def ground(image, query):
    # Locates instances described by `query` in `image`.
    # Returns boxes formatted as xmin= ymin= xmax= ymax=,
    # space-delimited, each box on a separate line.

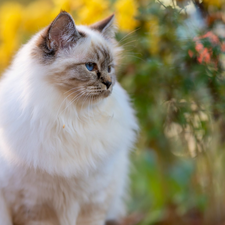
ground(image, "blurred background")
xmin=1 ymin=0 xmax=225 ymax=224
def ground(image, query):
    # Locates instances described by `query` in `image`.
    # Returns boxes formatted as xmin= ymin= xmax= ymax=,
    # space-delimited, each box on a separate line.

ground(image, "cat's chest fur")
xmin=0 ymin=82 xmax=136 ymax=176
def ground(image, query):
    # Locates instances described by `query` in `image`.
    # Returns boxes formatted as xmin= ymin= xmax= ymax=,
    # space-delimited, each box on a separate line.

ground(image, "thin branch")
xmin=157 ymin=0 xmax=167 ymax=9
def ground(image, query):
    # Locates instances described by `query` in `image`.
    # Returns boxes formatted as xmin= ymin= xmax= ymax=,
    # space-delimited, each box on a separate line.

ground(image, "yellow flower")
xmin=52 ymin=0 xmax=71 ymax=11
xmin=77 ymin=0 xmax=110 ymax=25
xmin=0 ymin=2 xmax=23 ymax=42
xmin=0 ymin=2 xmax=23 ymax=71
xmin=52 ymin=0 xmax=83 ymax=12
xmin=23 ymin=1 xmax=53 ymax=33
xmin=114 ymin=0 xmax=138 ymax=32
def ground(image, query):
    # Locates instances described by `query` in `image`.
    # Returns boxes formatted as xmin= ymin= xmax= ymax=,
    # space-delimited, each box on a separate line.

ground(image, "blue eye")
xmin=85 ymin=62 xmax=95 ymax=71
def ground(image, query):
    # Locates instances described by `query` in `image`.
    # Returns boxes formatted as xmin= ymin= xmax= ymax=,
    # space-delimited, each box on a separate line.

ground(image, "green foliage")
xmin=117 ymin=1 xmax=225 ymax=224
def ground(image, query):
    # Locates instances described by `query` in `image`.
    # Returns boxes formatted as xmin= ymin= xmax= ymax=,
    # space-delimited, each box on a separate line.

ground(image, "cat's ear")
xmin=46 ymin=11 xmax=81 ymax=50
xmin=90 ymin=14 xmax=116 ymax=39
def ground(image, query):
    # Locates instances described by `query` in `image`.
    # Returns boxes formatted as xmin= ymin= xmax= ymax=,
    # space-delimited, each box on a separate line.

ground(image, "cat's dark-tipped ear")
xmin=90 ymin=14 xmax=116 ymax=39
xmin=46 ymin=11 xmax=81 ymax=51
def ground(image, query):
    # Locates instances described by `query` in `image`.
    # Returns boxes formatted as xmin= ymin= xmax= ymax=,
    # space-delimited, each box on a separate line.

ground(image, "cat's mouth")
xmin=63 ymin=85 xmax=112 ymax=107
xmin=86 ymin=85 xmax=112 ymax=98
xmin=69 ymin=87 xmax=111 ymax=107
xmin=57 ymin=83 xmax=113 ymax=108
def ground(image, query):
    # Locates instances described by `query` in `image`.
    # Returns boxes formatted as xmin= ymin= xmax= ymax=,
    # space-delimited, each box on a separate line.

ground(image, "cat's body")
xmin=0 ymin=12 xmax=137 ymax=225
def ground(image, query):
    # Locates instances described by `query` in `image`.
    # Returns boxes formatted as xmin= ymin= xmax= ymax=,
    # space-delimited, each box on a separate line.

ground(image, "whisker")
xmin=81 ymin=94 xmax=88 ymax=110
xmin=55 ymin=87 xmax=83 ymax=122
xmin=56 ymin=87 xmax=84 ymax=118
xmin=87 ymin=95 xmax=91 ymax=120
xmin=121 ymin=40 xmax=137 ymax=48
xmin=63 ymin=87 xmax=80 ymax=95
xmin=90 ymin=95 xmax=94 ymax=119
xmin=119 ymin=28 xmax=140 ymax=43
xmin=64 ymin=91 xmax=85 ymax=112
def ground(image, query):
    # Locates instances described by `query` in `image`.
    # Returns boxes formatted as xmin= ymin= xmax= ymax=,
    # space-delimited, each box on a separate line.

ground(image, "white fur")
xmin=0 ymin=25 xmax=138 ymax=225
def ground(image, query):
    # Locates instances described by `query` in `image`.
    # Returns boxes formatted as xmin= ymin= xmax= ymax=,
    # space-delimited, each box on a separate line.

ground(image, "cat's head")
xmin=32 ymin=11 xmax=122 ymax=106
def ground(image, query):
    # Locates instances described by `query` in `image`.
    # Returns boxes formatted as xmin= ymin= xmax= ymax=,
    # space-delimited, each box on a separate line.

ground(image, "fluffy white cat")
xmin=0 ymin=11 xmax=138 ymax=225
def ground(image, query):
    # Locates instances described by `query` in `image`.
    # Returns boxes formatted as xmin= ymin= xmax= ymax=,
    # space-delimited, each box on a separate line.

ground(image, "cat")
xmin=0 ymin=11 xmax=138 ymax=225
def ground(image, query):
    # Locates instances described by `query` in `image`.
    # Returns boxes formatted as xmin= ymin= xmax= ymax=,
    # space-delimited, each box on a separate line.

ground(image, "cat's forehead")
xmin=73 ymin=25 xmax=113 ymax=63
xmin=77 ymin=25 xmax=107 ymax=43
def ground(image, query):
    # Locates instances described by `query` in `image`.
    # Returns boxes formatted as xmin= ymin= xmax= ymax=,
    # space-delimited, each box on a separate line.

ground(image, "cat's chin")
xmin=73 ymin=89 xmax=112 ymax=108
xmin=101 ymin=89 xmax=112 ymax=98
xmin=90 ymin=89 xmax=112 ymax=103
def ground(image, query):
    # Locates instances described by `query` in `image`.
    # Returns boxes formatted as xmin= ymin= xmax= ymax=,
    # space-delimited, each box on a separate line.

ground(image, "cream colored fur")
xmin=0 ymin=13 xmax=138 ymax=225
